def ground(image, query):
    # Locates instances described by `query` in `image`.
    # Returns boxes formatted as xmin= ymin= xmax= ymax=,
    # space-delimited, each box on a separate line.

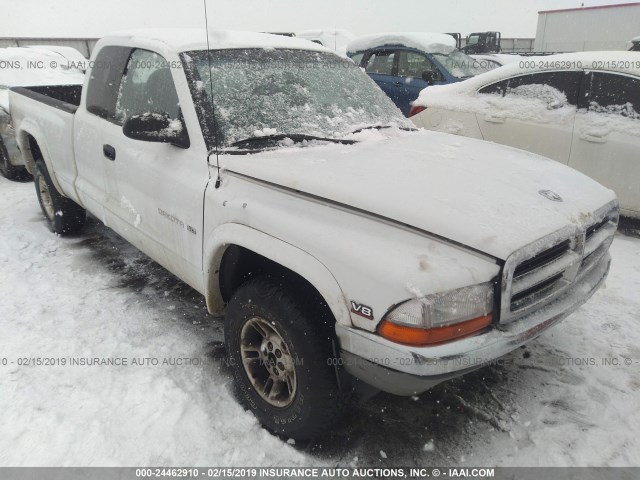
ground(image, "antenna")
xmin=203 ymin=0 xmax=222 ymax=188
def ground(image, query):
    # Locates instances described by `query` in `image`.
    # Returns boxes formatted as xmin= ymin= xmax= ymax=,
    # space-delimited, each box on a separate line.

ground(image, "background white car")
xmin=26 ymin=45 xmax=88 ymax=71
xmin=410 ymin=52 xmax=640 ymax=219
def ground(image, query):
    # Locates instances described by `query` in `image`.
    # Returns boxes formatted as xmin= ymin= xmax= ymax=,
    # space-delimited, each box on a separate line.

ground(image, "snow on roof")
xmin=346 ymin=32 xmax=456 ymax=55
xmin=105 ymin=28 xmax=331 ymax=54
xmin=632 ymin=35 xmax=640 ymax=42
xmin=414 ymin=50 xmax=640 ymax=107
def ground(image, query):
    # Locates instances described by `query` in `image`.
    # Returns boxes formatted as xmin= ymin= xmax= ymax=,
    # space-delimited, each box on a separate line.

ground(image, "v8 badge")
xmin=350 ymin=301 xmax=374 ymax=320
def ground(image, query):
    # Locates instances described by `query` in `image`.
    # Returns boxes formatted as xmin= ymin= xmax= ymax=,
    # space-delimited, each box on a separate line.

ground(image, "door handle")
xmin=103 ymin=144 xmax=116 ymax=161
xmin=579 ymin=133 xmax=607 ymax=144
xmin=484 ymin=116 xmax=505 ymax=124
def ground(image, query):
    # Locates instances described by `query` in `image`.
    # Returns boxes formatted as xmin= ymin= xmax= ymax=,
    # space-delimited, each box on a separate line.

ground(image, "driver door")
xmin=103 ymin=48 xmax=210 ymax=290
xmin=363 ymin=49 xmax=400 ymax=109
xmin=476 ymin=71 xmax=582 ymax=163
xmin=395 ymin=50 xmax=446 ymax=116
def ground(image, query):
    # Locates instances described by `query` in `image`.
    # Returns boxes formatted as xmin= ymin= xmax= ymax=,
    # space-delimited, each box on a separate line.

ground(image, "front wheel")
xmin=34 ymin=160 xmax=86 ymax=235
xmin=225 ymin=277 xmax=345 ymax=440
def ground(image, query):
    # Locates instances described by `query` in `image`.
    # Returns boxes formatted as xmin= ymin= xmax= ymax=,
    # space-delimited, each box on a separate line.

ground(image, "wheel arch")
xmin=203 ymin=223 xmax=352 ymax=327
xmin=16 ymin=127 xmax=65 ymax=194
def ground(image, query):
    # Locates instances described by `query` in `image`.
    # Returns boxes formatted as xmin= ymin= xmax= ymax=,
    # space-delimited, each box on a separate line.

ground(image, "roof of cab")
xmin=100 ymin=28 xmax=331 ymax=54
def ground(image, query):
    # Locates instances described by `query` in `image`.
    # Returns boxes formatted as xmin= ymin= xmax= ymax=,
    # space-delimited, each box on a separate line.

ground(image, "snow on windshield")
xmin=185 ymin=49 xmax=410 ymax=147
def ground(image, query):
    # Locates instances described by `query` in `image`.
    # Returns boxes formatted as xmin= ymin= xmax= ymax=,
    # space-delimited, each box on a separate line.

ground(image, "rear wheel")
xmin=34 ymin=160 xmax=86 ymax=235
xmin=225 ymin=277 xmax=345 ymax=440
xmin=0 ymin=140 xmax=29 ymax=181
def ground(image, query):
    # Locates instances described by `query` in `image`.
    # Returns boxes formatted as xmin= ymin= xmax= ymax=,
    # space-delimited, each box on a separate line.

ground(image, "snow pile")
xmin=576 ymin=110 xmax=640 ymax=138
xmin=346 ymin=32 xmax=456 ymax=55
xmin=253 ymin=127 xmax=278 ymax=137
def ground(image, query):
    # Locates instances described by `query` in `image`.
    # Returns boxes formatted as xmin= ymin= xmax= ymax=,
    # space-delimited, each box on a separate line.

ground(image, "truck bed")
xmin=9 ymin=83 xmax=83 ymax=198
xmin=10 ymin=84 xmax=82 ymax=114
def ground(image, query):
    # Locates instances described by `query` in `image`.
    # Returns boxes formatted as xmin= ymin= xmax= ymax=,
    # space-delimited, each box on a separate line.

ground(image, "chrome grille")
xmin=513 ymin=239 xmax=570 ymax=278
xmin=500 ymin=203 xmax=618 ymax=323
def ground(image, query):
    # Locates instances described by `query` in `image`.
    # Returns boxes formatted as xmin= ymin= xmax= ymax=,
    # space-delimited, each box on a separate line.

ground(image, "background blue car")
xmin=347 ymin=33 xmax=484 ymax=116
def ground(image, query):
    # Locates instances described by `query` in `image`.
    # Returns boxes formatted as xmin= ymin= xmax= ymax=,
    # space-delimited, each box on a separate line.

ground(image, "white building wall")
xmin=535 ymin=3 xmax=640 ymax=52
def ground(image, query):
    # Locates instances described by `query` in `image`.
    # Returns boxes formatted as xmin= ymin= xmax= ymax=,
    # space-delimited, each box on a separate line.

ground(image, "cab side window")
xmin=479 ymin=71 xmax=581 ymax=107
xmin=588 ymin=72 xmax=640 ymax=119
xmin=115 ymin=49 xmax=181 ymax=126
xmin=397 ymin=51 xmax=442 ymax=81
xmin=364 ymin=50 xmax=396 ymax=76
xmin=478 ymin=78 xmax=509 ymax=95
xmin=86 ymin=46 xmax=131 ymax=122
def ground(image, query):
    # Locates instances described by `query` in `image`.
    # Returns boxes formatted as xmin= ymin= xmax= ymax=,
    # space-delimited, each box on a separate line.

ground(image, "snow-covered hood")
xmin=221 ymin=130 xmax=616 ymax=260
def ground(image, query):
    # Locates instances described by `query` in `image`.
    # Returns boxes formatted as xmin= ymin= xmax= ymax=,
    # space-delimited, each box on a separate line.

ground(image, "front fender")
xmin=203 ymin=223 xmax=352 ymax=326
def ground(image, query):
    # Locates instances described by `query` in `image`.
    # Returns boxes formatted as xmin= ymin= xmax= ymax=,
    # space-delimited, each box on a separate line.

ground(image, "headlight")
xmin=378 ymin=282 xmax=494 ymax=346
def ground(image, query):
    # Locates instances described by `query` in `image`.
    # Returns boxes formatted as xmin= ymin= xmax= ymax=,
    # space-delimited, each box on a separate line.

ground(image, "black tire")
xmin=34 ymin=159 xmax=86 ymax=235
xmin=225 ymin=277 xmax=345 ymax=440
xmin=0 ymin=139 xmax=30 ymax=181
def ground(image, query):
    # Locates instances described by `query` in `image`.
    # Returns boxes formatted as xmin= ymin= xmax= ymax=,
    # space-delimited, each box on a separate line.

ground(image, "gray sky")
xmin=1 ymin=0 xmax=637 ymax=39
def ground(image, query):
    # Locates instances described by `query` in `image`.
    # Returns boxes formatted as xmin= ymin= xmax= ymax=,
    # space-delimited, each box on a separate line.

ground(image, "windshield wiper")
xmin=229 ymin=133 xmax=356 ymax=149
xmin=348 ymin=124 xmax=416 ymax=135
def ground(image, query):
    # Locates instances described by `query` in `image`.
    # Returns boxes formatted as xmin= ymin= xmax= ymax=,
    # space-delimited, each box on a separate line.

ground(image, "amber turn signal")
xmin=378 ymin=314 xmax=492 ymax=346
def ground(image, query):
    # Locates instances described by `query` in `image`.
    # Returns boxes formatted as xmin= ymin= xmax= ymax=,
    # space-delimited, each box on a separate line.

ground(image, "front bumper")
xmin=336 ymin=252 xmax=610 ymax=396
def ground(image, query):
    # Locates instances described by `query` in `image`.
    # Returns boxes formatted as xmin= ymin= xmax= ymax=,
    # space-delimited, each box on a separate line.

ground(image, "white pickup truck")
xmin=10 ymin=29 xmax=618 ymax=439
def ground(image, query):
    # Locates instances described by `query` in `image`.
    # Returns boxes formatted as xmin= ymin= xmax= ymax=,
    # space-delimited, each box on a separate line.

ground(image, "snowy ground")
xmin=1 ymin=175 xmax=639 ymax=467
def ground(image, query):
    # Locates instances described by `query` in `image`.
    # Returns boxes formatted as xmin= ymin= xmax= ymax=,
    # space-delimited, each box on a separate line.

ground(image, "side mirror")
xmin=422 ymin=70 xmax=435 ymax=85
xmin=123 ymin=112 xmax=190 ymax=149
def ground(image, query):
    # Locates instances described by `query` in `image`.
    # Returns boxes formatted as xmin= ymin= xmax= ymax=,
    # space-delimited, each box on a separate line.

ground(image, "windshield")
xmin=433 ymin=50 xmax=483 ymax=78
xmin=184 ymin=48 xmax=411 ymax=148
